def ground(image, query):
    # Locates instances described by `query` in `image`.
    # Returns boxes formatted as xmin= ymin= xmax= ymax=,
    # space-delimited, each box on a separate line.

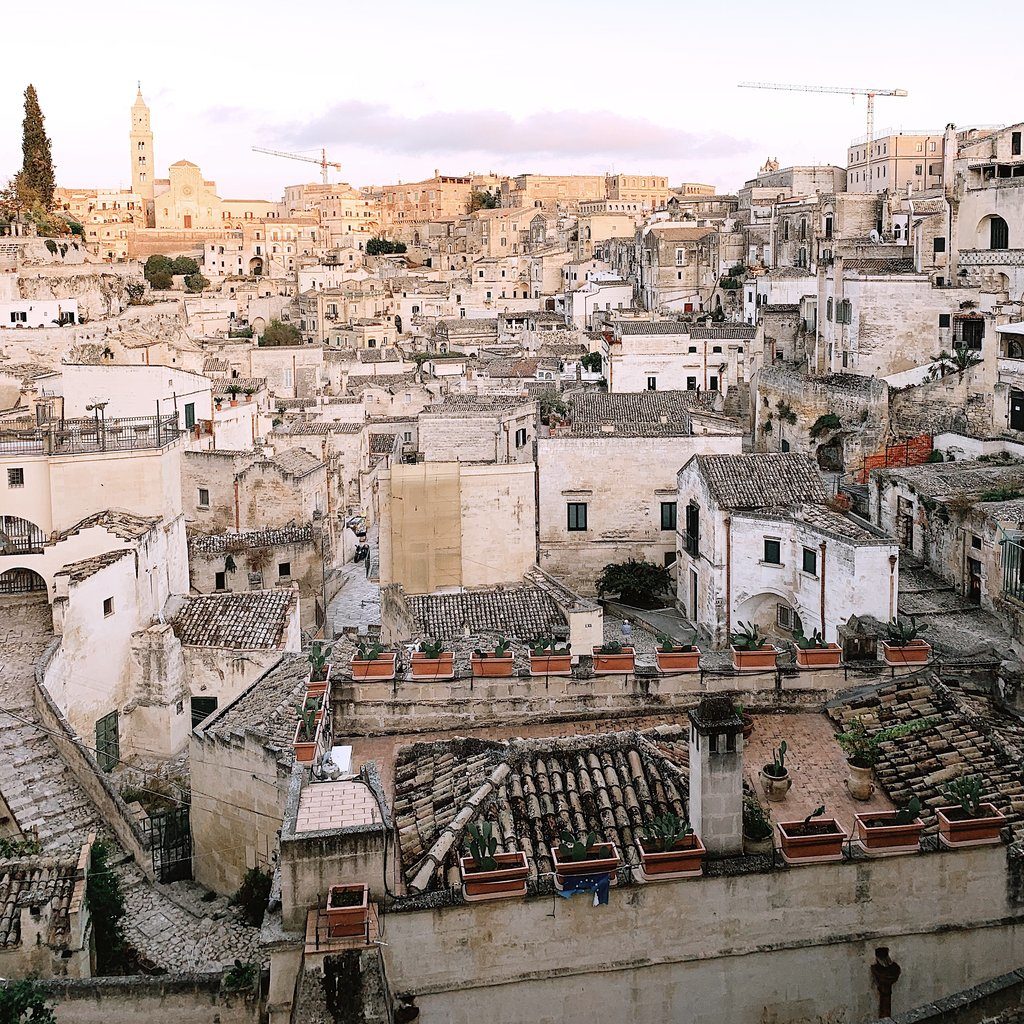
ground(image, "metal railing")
xmin=958 ymin=249 xmax=1024 ymax=267
xmin=0 ymin=415 xmax=181 ymax=456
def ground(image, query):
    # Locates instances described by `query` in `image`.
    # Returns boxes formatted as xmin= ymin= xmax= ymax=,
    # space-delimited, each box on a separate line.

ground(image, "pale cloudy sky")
xmin=2 ymin=0 xmax=1020 ymax=198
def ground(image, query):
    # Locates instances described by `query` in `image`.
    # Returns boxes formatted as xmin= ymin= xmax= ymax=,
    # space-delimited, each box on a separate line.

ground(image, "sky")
xmin=2 ymin=0 xmax=1021 ymax=200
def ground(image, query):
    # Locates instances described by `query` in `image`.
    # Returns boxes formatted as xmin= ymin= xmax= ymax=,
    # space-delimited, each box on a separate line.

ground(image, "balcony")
xmin=958 ymin=249 xmax=1024 ymax=267
xmin=0 ymin=415 xmax=181 ymax=456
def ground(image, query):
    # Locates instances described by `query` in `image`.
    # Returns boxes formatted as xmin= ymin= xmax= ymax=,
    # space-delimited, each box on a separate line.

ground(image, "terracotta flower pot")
xmin=529 ymin=653 xmax=572 ymax=676
xmin=351 ymin=652 xmax=396 ymax=680
xmin=741 ymin=713 xmax=754 ymax=740
xmin=459 ymin=851 xmax=529 ymax=901
xmin=795 ymin=644 xmax=843 ymax=669
xmin=882 ymin=640 xmax=932 ymax=666
xmin=778 ymin=818 xmax=847 ymax=864
xmin=759 ymin=767 xmax=791 ymax=802
xmin=551 ymin=842 xmax=620 ymax=889
xmin=411 ymin=652 xmax=455 ymax=680
xmin=592 ymin=647 xmax=635 ymax=674
xmin=636 ymin=833 xmax=705 ymax=880
xmin=324 ymin=884 xmax=369 ymax=938
xmin=471 ymin=654 xmax=515 ymax=678
xmin=853 ymin=812 xmax=924 ymax=856
xmin=936 ymin=803 xmax=1006 ymax=847
xmin=732 ymin=645 xmax=778 ymax=671
xmin=293 ymin=721 xmax=319 ymax=764
xmin=307 ymin=664 xmax=332 ymax=696
xmin=655 ymin=647 xmax=701 ymax=673
xmin=846 ymin=762 xmax=875 ymax=801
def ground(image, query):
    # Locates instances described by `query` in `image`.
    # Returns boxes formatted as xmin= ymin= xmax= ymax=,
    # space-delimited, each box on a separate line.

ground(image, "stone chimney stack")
xmin=688 ymin=696 xmax=744 ymax=856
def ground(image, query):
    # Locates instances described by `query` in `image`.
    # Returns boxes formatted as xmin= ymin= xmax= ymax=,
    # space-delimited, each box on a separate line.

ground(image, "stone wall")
xmin=879 ymin=968 xmax=1024 ymax=1024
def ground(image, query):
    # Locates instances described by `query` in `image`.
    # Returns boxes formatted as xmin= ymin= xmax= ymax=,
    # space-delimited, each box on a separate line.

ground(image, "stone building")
xmin=416 ymin=395 xmax=537 ymax=464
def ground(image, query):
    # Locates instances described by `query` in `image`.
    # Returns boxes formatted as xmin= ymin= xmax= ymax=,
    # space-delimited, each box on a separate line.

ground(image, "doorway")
xmin=689 ymin=568 xmax=698 ymax=622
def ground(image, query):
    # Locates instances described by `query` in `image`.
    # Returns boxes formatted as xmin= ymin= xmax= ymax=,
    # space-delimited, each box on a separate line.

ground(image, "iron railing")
xmin=1002 ymin=535 xmax=1024 ymax=604
xmin=0 ymin=415 xmax=181 ymax=456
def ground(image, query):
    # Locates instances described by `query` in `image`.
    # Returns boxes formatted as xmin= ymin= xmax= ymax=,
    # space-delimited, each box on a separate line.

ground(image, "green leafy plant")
xmin=642 ymin=812 xmax=693 ymax=852
xmin=466 ymin=821 xmax=498 ymax=871
xmin=598 ymin=640 xmax=625 ymax=655
xmin=794 ymin=628 xmax=828 ymax=650
xmin=293 ymin=704 xmax=318 ymax=741
xmin=743 ymin=792 xmax=773 ymax=841
xmin=232 ymin=867 xmax=272 ymax=927
xmin=836 ymin=718 xmax=934 ymax=769
xmin=366 ymin=237 xmax=408 ymax=256
xmin=558 ymin=827 xmax=600 ymax=863
xmin=930 ymin=344 xmax=982 ymax=379
xmin=885 ymin=616 xmax=927 ymax=647
xmin=657 ymin=632 xmax=695 ymax=653
xmin=222 ymin=959 xmax=258 ymax=993
xmin=530 ymin=637 xmax=570 ymax=656
xmin=596 ymin=558 xmax=672 ymax=608
xmin=803 ymin=804 xmax=826 ymax=825
xmin=308 ymin=641 xmax=333 ymax=680
xmin=809 ymin=413 xmax=841 ymax=439
xmin=354 ymin=639 xmax=385 ymax=662
xmin=0 ymin=978 xmax=56 ymax=1024
xmin=892 ymin=796 xmax=922 ymax=826
xmin=763 ymin=740 xmax=788 ymax=779
xmin=89 ymin=839 xmax=129 ymax=974
xmin=730 ymin=620 xmax=768 ymax=651
xmin=259 ymin=319 xmax=303 ymax=347
xmin=474 ymin=638 xmax=511 ymax=659
xmin=0 ymin=836 xmax=42 ymax=859
xmin=303 ymin=693 xmax=324 ymax=714
xmin=419 ymin=638 xmax=445 ymax=659
xmin=580 ymin=351 xmax=603 ymax=373
xmin=226 ymin=383 xmax=241 ymax=399
xmin=945 ymin=775 xmax=987 ymax=818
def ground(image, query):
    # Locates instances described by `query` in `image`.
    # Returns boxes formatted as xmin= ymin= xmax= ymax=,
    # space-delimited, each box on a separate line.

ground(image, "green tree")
xmin=21 ymin=85 xmax=55 ymax=211
xmin=0 ymin=979 xmax=56 ymax=1024
xmin=231 ymin=867 xmax=272 ymax=927
xmin=596 ymin=558 xmax=672 ymax=608
xmin=87 ymin=840 xmax=129 ymax=974
xmin=185 ymin=273 xmax=209 ymax=293
xmin=930 ymin=343 xmax=982 ymax=379
xmin=170 ymin=256 xmax=199 ymax=276
xmin=366 ymin=237 xmax=407 ymax=257
xmin=148 ymin=270 xmax=173 ymax=290
xmin=469 ymin=188 xmax=500 ymax=212
xmin=580 ymin=351 xmax=602 ymax=373
xmin=259 ymin=319 xmax=303 ymax=346
xmin=0 ymin=172 xmax=38 ymax=226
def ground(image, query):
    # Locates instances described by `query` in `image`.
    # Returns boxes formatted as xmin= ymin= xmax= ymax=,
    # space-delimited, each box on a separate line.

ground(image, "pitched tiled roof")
xmin=843 ymin=258 xmax=918 ymax=274
xmin=693 ymin=453 xmax=828 ymax=509
xmin=212 ymin=376 xmax=266 ymax=396
xmin=53 ymin=549 xmax=132 ymax=585
xmin=0 ymin=853 xmax=80 ymax=948
xmin=430 ymin=395 xmax=534 ymax=415
xmin=689 ymin=324 xmax=757 ymax=340
xmin=188 ymin=526 xmax=317 ymax=555
xmin=562 ymin=390 xmax=718 ymax=438
xmin=203 ymin=358 xmax=229 ymax=374
xmin=369 ymin=433 xmax=399 ymax=455
xmin=406 ymin=585 xmax=565 ymax=640
xmin=267 ymin=448 xmax=324 ymax=478
xmin=615 ymin=321 xmax=690 ymax=336
xmin=346 ymin=373 xmax=417 ymax=394
xmin=59 ymin=510 xmax=161 ymax=542
xmin=172 ymin=590 xmax=296 ymax=649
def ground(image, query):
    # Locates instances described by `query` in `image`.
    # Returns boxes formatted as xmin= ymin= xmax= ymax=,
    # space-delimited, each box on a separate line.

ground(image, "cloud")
xmin=277 ymin=101 xmax=750 ymax=161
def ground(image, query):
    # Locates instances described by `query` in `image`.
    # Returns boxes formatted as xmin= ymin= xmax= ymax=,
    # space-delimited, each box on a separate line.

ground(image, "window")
xmin=957 ymin=318 xmax=985 ymax=351
xmin=934 ymin=236 xmax=946 ymax=253
xmin=191 ymin=697 xmax=218 ymax=728
xmin=991 ymin=216 xmax=1010 ymax=251
xmin=1013 ymin=132 xmax=1022 ymax=157
xmin=939 ymin=313 xmax=951 ymax=328
xmin=103 ymin=597 xmax=114 ymax=617
xmin=660 ymin=501 xmax=677 ymax=531
xmin=7 ymin=468 xmax=24 ymax=488
xmin=709 ymin=375 xmax=719 ymax=392
xmin=684 ymin=503 xmax=700 ymax=556
xmin=915 ymin=164 xmax=923 ymax=176
xmin=971 ymin=535 xmax=982 ymax=550
xmin=95 ymin=711 xmax=119 ymax=772
xmin=802 ymin=547 xmax=818 ymax=575
xmin=781 ymin=438 xmax=791 ymax=452
xmin=567 ymin=502 xmax=588 ymax=531
xmin=215 ymin=571 xmax=226 ymax=591
xmin=763 ymin=538 xmax=782 ymax=565
xmin=686 ymin=376 xmax=697 ymax=391
xmin=647 ymin=376 xmax=657 ymax=391
xmin=278 ymin=561 xmax=291 ymax=578
xmin=515 ymin=427 xmax=527 ymax=447
xmin=826 ymin=297 xmax=833 ymax=321
xmin=184 ymin=402 xmax=196 ymax=430
xmin=198 ymin=487 xmax=210 ymax=508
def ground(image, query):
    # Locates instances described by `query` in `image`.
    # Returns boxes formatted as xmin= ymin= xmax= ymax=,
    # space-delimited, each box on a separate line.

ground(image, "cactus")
xmin=355 ymin=639 xmax=385 ymax=661
xmin=886 ymin=615 xmax=928 ymax=647
xmin=530 ymin=636 xmax=570 ymax=657
xmin=598 ymin=640 xmax=624 ymax=655
xmin=558 ymin=827 xmax=600 ymax=862
xmin=802 ymin=804 xmax=825 ymax=826
xmin=466 ymin=821 xmax=499 ymax=871
xmin=642 ymin=812 xmax=693 ymax=853
xmin=892 ymin=796 xmax=922 ymax=826
xmin=763 ymin=740 xmax=788 ymax=778
xmin=794 ymin=628 xmax=827 ymax=650
xmin=420 ymin=638 xmax=445 ymax=659
xmin=293 ymin=704 xmax=318 ymax=741
xmin=945 ymin=774 xmax=985 ymax=818
xmin=493 ymin=638 xmax=511 ymax=658
xmin=308 ymin=640 xmax=333 ymax=680
xmin=730 ymin=620 xmax=767 ymax=652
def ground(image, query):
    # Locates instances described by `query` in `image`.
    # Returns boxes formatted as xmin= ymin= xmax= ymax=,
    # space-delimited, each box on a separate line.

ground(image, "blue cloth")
xmin=557 ymin=872 xmax=611 ymax=906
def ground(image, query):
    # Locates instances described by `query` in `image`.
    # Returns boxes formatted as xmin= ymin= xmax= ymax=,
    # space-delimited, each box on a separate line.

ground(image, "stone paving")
xmin=327 ymin=554 xmax=382 ymax=637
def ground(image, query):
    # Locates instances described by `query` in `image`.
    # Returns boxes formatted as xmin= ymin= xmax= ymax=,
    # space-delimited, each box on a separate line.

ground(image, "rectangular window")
xmin=198 ymin=487 xmax=210 ymax=508
xmin=939 ymin=313 xmax=951 ymax=328
xmin=95 ymin=711 xmax=119 ymax=772
xmin=515 ymin=427 xmax=527 ymax=447
xmin=7 ymin=468 xmax=24 ymax=488
xmin=184 ymin=402 xmax=196 ymax=429
xmin=215 ymin=571 xmax=226 ymax=591
xmin=934 ymin=236 xmax=946 ymax=253
xmin=567 ymin=502 xmax=588 ymax=531
xmin=709 ymin=375 xmax=719 ymax=392
xmin=802 ymin=547 xmax=818 ymax=575
xmin=781 ymin=438 xmax=791 ymax=453
xmin=763 ymin=538 xmax=782 ymax=565
xmin=660 ymin=501 xmax=677 ymax=531
xmin=278 ymin=562 xmax=291 ymax=578
xmin=647 ymin=376 xmax=657 ymax=391
xmin=1013 ymin=132 xmax=1022 ymax=157
xmin=103 ymin=597 xmax=114 ymax=617
xmin=686 ymin=377 xmax=697 ymax=390
xmin=684 ymin=503 xmax=700 ymax=556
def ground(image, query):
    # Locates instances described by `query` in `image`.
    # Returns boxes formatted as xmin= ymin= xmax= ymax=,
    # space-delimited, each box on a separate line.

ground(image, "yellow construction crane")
xmin=737 ymin=82 xmax=908 ymax=186
xmin=252 ymin=146 xmax=342 ymax=184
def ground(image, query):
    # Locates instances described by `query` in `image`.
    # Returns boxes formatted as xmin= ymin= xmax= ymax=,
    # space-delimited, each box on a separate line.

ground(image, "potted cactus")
xmin=635 ymin=812 xmax=705 ymax=881
xmin=793 ymin=628 xmax=843 ymax=669
xmin=529 ymin=637 xmax=572 ymax=676
xmin=350 ymin=639 xmax=396 ymax=680
xmin=736 ymin=702 xmax=754 ymax=740
xmin=471 ymin=639 xmax=515 ymax=678
xmin=292 ymin=705 xmax=320 ymax=764
xmin=743 ymin=792 xmax=774 ymax=855
xmin=411 ymin=638 xmax=455 ymax=680
xmin=778 ymin=805 xmax=847 ymax=864
xmin=730 ymin=621 xmax=778 ymax=671
xmin=936 ymin=775 xmax=1006 ymax=847
xmin=881 ymin=616 xmax=931 ymax=666
xmin=592 ymin=640 xmax=636 ymax=674
xmin=458 ymin=821 xmax=529 ymax=901
xmin=759 ymin=740 xmax=792 ymax=802
xmin=654 ymin=633 xmax=701 ymax=673
xmin=837 ymin=718 xmax=933 ymax=801
xmin=307 ymin=641 xmax=333 ymax=695
xmin=324 ymin=883 xmax=369 ymax=938
xmin=551 ymin=828 xmax=620 ymax=890
xmin=854 ymin=797 xmax=924 ymax=856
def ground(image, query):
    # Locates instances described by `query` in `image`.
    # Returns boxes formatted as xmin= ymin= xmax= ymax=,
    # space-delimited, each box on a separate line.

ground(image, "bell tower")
xmin=130 ymin=86 xmax=155 ymax=225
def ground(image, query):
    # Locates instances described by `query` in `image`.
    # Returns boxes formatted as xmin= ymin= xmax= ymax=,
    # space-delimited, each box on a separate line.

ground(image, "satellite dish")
xmin=869 ymin=229 xmax=881 ymax=242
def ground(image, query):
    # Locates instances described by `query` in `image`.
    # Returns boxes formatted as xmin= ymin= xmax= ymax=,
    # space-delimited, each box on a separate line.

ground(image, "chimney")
xmin=688 ymin=696 xmax=744 ymax=856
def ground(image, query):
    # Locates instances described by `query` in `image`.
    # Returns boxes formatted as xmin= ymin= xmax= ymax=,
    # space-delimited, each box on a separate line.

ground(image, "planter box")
xmin=731 ymin=645 xmax=778 ymax=671
xmin=795 ymin=644 xmax=843 ymax=670
xmin=471 ymin=655 xmax=515 ymax=679
xmin=635 ymin=833 xmax=705 ymax=882
xmin=551 ymin=842 xmax=620 ymax=890
xmin=936 ymin=803 xmax=1006 ymax=848
xmin=529 ymin=652 xmax=572 ymax=676
xmin=592 ymin=647 xmax=635 ymax=674
xmin=411 ymin=652 xmax=455 ymax=680
xmin=324 ymin=884 xmax=369 ymax=938
xmin=778 ymin=818 xmax=847 ymax=864
xmin=655 ymin=647 xmax=701 ymax=673
xmin=853 ymin=812 xmax=924 ymax=856
xmin=293 ymin=721 xmax=319 ymax=765
xmin=350 ymin=652 xmax=397 ymax=681
xmin=881 ymin=639 xmax=932 ymax=667
xmin=307 ymin=664 xmax=332 ymax=696
xmin=459 ymin=851 xmax=529 ymax=901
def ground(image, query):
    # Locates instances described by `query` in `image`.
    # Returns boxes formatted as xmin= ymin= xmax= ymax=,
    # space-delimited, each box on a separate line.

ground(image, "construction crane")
xmin=252 ymin=146 xmax=342 ymax=184
xmin=737 ymin=82 xmax=908 ymax=187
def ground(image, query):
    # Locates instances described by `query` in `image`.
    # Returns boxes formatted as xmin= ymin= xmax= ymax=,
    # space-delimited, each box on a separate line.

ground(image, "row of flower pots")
xmin=293 ymin=642 xmax=333 ymax=764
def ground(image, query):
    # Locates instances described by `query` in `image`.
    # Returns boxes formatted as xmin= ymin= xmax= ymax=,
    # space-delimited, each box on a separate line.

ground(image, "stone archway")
xmin=734 ymin=590 xmax=802 ymax=638
xmin=0 ymin=567 xmax=47 ymax=595
xmin=248 ymin=256 xmax=264 ymax=276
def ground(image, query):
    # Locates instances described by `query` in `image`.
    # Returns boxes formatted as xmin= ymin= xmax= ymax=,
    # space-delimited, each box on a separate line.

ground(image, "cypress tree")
xmin=21 ymin=84 xmax=55 ymax=211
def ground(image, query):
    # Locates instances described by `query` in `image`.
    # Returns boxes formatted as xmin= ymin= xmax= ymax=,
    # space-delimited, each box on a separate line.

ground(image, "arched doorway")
xmin=734 ymin=591 xmax=803 ymax=639
xmin=248 ymin=256 xmax=264 ymax=276
xmin=979 ymin=215 xmax=1010 ymax=251
xmin=0 ymin=568 xmax=47 ymax=595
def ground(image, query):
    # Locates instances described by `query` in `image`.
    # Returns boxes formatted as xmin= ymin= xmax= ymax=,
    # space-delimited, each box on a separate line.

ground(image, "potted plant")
xmin=881 ymin=616 xmax=931 ymax=666
xmin=226 ymin=383 xmax=241 ymax=407
xmin=529 ymin=637 xmax=572 ymax=676
xmin=458 ymin=821 xmax=529 ymax=901
xmin=350 ymin=639 xmax=396 ymax=681
xmin=836 ymin=718 xmax=933 ymax=801
xmin=292 ymin=705 xmax=320 ymax=764
xmin=778 ymin=806 xmax=847 ymax=864
xmin=759 ymin=740 xmax=792 ymax=802
xmin=936 ymin=775 xmax=1006 ymax=848
xmin=592 ymin=640 xmax=636 ymax=674
xmin=743 ymin=792 xmax=774 ymax=855
xmin=793 ymin=628 xmax=843 ymax=669
xmin=471 ymin=639 xmax=515 ymax=678
xmin=242 ymin=385 xmax=256 ymax=402
xmin=551 ymin=828 xmax=620 ymax=890
xmin=635 ymin=812 xmax=705 ymax=881
xmin=853 ymin=797 xmax=924 ymax=856
xmin=730 ymin=621 xmax=778 ymax=671
xmin=654 ymin=633 xmax=701 ymax=673
xmin=302 ymin=693 xmax=325 ymax=726
xmin=411 ymin=638 xmax=455 ymax=680
xmin=307 ymin=641 xmax=333 ymax=695
xmin=324 ymin=883 xmax=369 ymax=938
xmin=737 ymin=702 xmax=754 ymax=740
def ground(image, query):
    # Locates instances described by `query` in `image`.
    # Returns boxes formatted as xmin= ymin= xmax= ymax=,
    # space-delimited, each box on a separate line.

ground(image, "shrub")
xmin=185 ymin=273 xmax=209 ymax=293
xmin=809 ymin=413 xmax=841 ymax=439
xmin=148 ymin=270 xmax=173 ymax=290
xmin=596 ymin=558 xmax=671 ymax=608
xmin=88 ymin=839 xmax=129 ymax=974
xmin=0 ymin=979 xmax=56 ymax=1024
xmin=366 ymin=237 xmax=407 ymax=256
xmin=259 ymin=320 xmax=302 ymax=346
xmin=232 ymin=867 xmax=272 ymax=927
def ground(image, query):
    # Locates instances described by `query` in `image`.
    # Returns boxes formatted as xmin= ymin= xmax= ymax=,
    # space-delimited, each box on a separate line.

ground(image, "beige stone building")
xmin=847 ymin=131 xmax=945 ymax=195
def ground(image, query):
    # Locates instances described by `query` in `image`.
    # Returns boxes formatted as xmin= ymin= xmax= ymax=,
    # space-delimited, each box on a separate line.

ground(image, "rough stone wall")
xmin=891 ymin=365 xmax=994 ymax=438
xmin=237 ymin=463 xmax=325 ymax=531
xmin=17 ymin=264 xmax=141 ymax=320
xmin=182 ymin=450 xmax=248 ymax=533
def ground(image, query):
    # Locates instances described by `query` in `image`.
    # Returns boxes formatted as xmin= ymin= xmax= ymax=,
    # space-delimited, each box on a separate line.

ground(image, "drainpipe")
xmin=234 ymin=478 xmax=240 ymax=531
xmin=888 ymin=553 xmax=898 ymax=620
xmin=819 ymin=541 xmax=827 ymax=637
xmin=724 ymin=515 xmax=732 ymax=640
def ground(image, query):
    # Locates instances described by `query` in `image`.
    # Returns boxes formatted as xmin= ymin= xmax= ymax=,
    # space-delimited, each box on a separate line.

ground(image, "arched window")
xmin=991 ymin=215 xmax=1010 ymax=250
